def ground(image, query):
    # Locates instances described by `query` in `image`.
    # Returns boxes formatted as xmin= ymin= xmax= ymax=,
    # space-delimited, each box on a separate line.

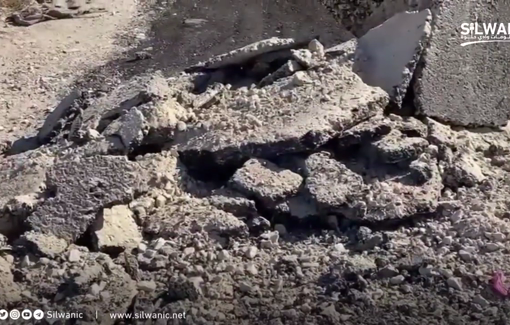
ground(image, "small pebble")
xmin=183 ymin=247 xmax=195 ymax=256
xmin=458 ymin=250 xmax=472 ymax=261
xmin=390 ymin=275 xmax=405 ymax=285
xmin=245 ymin=246 xmax=258 ymax=259
xmin=333 ymin=243 xmax=346 ymax=253
xmin=246 ymin=263 xmax=258 ymax=275
xmin=154 ymin=195 xmax=166 ymax=208
xmin=400 ymin=284 xmax=412 ymax=293
xmin=239 ymin=282 xmax=254 ymax=293
xmin=493 ymin=233 xmax=506 ymax=242
xmin=137 ymin=281 xmax=157 ymax=292
xmin=485 ymin=243 xmax=500 ymax=252
xmin=152 ymin=238 xmax=166 ymax=250
xmin=450 ymin=210 xmax=463 ymax=223
xmin=90 ymin=283 xmax=102 ymax=295
xmin=442 ymin=236 xmax=453 ymax=245
xmin=21 ymin=255 xmax=33 ymax=268
xmin=447 ymin=277 xmax=463 ymax=291
xmin=68 ymin=249 xmax=81 ymax=262
xmin=144 ymin=249 xmax=157 ymax=258
xmin=176 ymin=121 xmax=187 ymax=131
xmin=218 ymin=250 xmax=230 ymax=261
xmin=473 ymin=294 xmax=489 ymax=307
xmin=138 ymin=243 xmax=148 ymax=252
xmin=39 ymin=257 xmax=50 ymax=265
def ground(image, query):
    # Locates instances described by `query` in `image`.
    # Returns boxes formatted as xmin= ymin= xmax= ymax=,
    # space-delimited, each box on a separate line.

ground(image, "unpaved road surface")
xmin=0 ymin=0 xmax=140 ymax=143
xmin=0 ymin=0 xmax=352 ymax=146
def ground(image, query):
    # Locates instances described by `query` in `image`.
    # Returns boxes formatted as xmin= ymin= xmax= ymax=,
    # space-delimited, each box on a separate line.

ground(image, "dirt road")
xmin=0 ymin=0 xmax=351 ymax=146
xmin=0 ymin=0 xmax=139 ymax=144
xmin=109 ymin=0 xmax=353 ymax=79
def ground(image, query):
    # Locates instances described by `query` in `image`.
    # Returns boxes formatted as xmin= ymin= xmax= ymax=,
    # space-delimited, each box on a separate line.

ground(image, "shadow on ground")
xmin=4 ymin=0 xmax=353 ymax=156
xmin=73 ymin=0 xmax=353 ymax=89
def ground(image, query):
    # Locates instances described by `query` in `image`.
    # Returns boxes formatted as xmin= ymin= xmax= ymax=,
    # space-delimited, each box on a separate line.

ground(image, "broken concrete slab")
xmin=37 ymin=89 xmax=83 ymax=143
xmin=443 ymin=153 xmax=486 ymax=188
xmin=177 ymin=63 xmax=389 ymax=168
xmin=258 ymin=60 xmax=304 ymax=87
xmin=369 ymin=130 xmax=429 ymax=164
xmin=144 ymin=197 xmax=249 ymax=243
xmin=92 ymin=205 xmax=142 ymax=253
xmin=424 ymin=117 xmax=458 ymax=147
xmin=335 ymin=114 xmax=428 ymax=152
xmin=358 ymin=152 xmax=442 ymax=222
xmin=27 ymin=156 xmax=142 ymax=243
xmin=228 ymin=158 xmax=303 ymax=204
xmin=303 ymin=152 xmax=366 ymax=214
xmin=301 ymin=143 xmax=442 ymax=222
xmin=353 ymin=9 xmax=432 ymax=106
xmin=192 ymin=83 xmax=229 ymax=109
xmin=0 ymin=256 xmax=21 ymax=306
xmin=70 ymin=72 xmax=173 ymax=143
xmin=102 ymin=107 xmax=145 ymax=152
xmin=207 ymin=188 xmax=259 ymax=218
xmin=188 ymin=37 xmax=299 ymax=70
xmin=81 ymin=81 xmax=190 ymax=154
xmin=414 ymin=0 xmax=510 ymax=127
xmin=392 ymin=115 xmax=428 ymax=138
xmin=350 ymin=0 xmax=436 ymax=36
xmin=336 ymin=114 xmax=393 ymax=149
xmin=291 ymin=49 xmax=318 ymax=69
xmin=16 ymin=231 xmax=68 ymax=258
xmin=0 ymin=151 xmax=55 ymax=236
xmin=325 ymin=38 xmax=359 ymax=61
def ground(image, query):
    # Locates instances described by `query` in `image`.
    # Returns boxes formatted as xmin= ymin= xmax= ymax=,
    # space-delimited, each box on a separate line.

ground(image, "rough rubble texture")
xmin=414 ymin=0 xmax=510 ymax=127
xmin=1 ymin=1 xmax=510 ymax=324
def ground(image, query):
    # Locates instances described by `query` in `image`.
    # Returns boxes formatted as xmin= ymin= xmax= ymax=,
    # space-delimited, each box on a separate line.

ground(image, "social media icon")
xmin=9 ymin=310 xmax=20 ymax=320
xmin=33 ymin=310 xmax=44 ymax=320
xmin=0 ymin=310 xmax=8 ymax=320
xmin=21 ymin=310 xmax=32 ymax=320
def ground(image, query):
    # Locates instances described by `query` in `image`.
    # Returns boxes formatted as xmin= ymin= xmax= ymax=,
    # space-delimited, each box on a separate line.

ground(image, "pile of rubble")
xmin=1 ymin=0 xmax=510 ymax=323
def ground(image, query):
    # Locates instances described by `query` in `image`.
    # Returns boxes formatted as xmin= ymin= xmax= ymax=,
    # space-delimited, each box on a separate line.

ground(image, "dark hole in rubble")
xmin=252 ymin=198 xmax=340 ymax=236
xmin=75 ymin=225 xmax=97 ymax=253
xmin=269 ymin=152 xmax=310 ymax=178
xmin=97 ymin=116 xmax=121 ymax=134
xmin=44 ymin=185 xmax=58 ymax=199
xmin=12 ymin=269 xmax=25 ymax=284
xmin=178 ymin=150 xmax=247 ymax=183
xmin=353 ymin=212 xmax=438 ymax=232
xmin=127 ymin=143 xmax=168 ymax=161
xmin=272 ymin=213 xmax=338 ymax=235
xmin=6 ymin=221 xmax=31 ymax=244
xmin=79 ymin=211 xmax=125 ymax=258
xmin=191 ymin=57 xmax=291 ymax=94
xmin=385 ymin=73 xmax=418 ymax=118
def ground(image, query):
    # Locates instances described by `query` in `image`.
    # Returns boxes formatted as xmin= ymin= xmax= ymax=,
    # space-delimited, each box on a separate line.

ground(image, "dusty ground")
xmin=0 ymin=0 xmax=353 ymax=146
xmin=0 ymin=0 xmax=139 ymax=143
